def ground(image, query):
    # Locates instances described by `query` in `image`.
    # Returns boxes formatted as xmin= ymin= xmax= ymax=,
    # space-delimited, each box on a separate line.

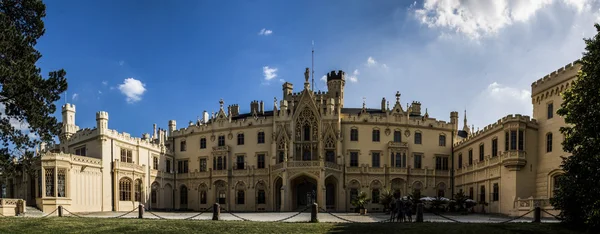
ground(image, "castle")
xmin=0 ymin=62 xmax=579 ymax=216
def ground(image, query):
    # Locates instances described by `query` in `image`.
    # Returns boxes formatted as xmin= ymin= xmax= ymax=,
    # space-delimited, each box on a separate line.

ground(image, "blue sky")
xmin=34 ymin=0 xmax=600 ymax=137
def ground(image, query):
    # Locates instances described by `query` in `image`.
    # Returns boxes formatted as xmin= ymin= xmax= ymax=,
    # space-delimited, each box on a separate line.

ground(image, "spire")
xmin=462 ymin=109 xmax=470 ymax=133
xmin=395 ymin=91 xmax=401 ymax=103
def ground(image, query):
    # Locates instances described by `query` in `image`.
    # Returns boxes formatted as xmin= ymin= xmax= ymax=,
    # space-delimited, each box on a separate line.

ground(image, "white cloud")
xmin=0 ymin=103 xmax=29 ymax=131
xmin=279 ymin=79 xmax=285 ymax=83
xmin=320 ymin=75 xmax=327 ymax=82
xmin=118 ymin=78 xmax=146 ymax=103
xmin=468 ymin=82 xmax=532 ymax=129
xmin=102 ymin=81 xmax=108 ymax=86
xmin=98 ymin=90 xmax=102 ymax=94
xmin=348 ymin=69 xmax=359 ymax=83
xmin=367 ymin=56 xmax=377 ymax=66
xmin=71 ymin=93 xmax=79 ymax=101
xmin=258 ymin=28 xmax=273 ymax=36
xmin=413 ymin=0 xmax=595 ymax=40
xmin=118 ymin=60 xmax=124 ymax=66
xmin=263 ymin=66 xmax=278 ymax=80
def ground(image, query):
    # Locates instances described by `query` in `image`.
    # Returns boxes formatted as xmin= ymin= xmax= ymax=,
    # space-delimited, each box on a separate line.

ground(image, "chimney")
xmin=259 ymin=100 xmax=264 ymax=115
xmin=381 ymin=98 xmax=386 ymax=112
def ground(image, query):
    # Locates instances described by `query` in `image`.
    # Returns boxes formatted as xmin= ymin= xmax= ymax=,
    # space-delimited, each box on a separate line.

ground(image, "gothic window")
xmin=372 ymin=152 xmax=380 ymax=168
xmin=372 ymin=129 xmax=380 ymax=142
xmin=153 ymin=157 xmax=158 ymax=170
xmin=166 ymin=159 xmax=171 ymax=173
xmin=492 ymin=183 xmax=499 ymax=201
xmin=200 ymin=158 xmax=207 ymax=172
xmin=119 ymin=178 xmax=132 ymax=201
xmin=200 ymin=138 xmax=207 ymax=149
xmin=278 ymin=151 xmax=284 ymax=163
xmin=350 ymin=128 xmax=359 ymax=141
xmin=350 ymin=152 xmax=359 ymax=167
xmin=257 ymin=190 xmax=266 ymax=204
xmin=480 ymin=185 xmax=486 ymax=202
xmin=303 ymin=125 xmax=311 ymax=141
xmin=257 ymin=154 xmax=265 ymax=169
xmin=257 ymin=132 xmax=265 ymax=144
xmin=479 ymin=144 xmax=485 ymax=161
xmin=121 ymin=148 xmax=133 ymax=163
xmin=151 ymin=184 xmax=158 ymax=204
xmin=178 ymin=160 xmax=189 ymax=173
xmin=180 ymin=185 xmax=188 ymax=205
xmin=492 ymin=138 xmax=498 ymax=157
xmin=394 ymin=130 xmax=402 ymax=142
xmin=518 ymin=130 xmax=524 ymax=150
xmin=469 ymin=187 xmax=474 ymax=199
xmin=324 ymin=134 xmax=335 ymax=149
xmin=414 ymin=154 xmax=422 ymax=169
xmin=237 ymin=133 xmax=245 ymax=145
xmin=45 ymin=168 xmax=55 ymax=197
xmin=237 ymin=190 xmax=245 ymax=204
xmin=325 ymin=150 xmax=335 ymax=163
xmin=219 ymin=190 xmax=226 ymax=204
xmin=135 ymin=179 xmax=142 ymax=202
xmin=468 ymin=149 xmax=473 ymax=165
xmin=547 ymin=133 xmax=553 ymax=153
xmin=439 ymin=135 xmax=446 ymax=146
xmin=57 ymin=169 xmax=66 ymax=197
xmin=414 ymin=132 xmax=422 ymax=144
xmin=302 ymin=150 xmax=311 ymax=161
xmin=180 ymin=140 xmax=187 ymax=152
xmin=217 ymin=157 xmax=223 ymax=170
xmin=510 ymin=130 xmax=517 ymax=150
xmin=458 ymin=153 xmax=463 ymax=167
xmin=350 ymin=189 xmax=358 ymax=202
xmin=505 ymin=131 xmax=509 ymax=151
xmin=296 ymin=107 xmax=317 ymax=142
xmin=218 ymin=135 xmax=225 ymax=147
xmin=393 ymin=152 xmax=406 ymax=168
xmin=435 ymin=156 xmax=449 ymax=170
xmin=547 ymin=102 xmax=554 ymax=119
xmin=236 ymin=155 xmax=244 ymax=170
xmin=75 ymin=146 xmax=86 ymax=156
xmin=371 ymin=189 xmax=380 ymax=203
xmin=200 ymin=190 xmax=207 ymax=204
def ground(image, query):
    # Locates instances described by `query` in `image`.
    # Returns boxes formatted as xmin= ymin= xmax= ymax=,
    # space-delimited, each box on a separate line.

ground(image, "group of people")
xmin=390 ymin=196 xmax=414 ymax=222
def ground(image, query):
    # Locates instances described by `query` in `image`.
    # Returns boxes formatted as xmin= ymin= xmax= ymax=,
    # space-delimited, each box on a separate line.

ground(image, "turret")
xmin=168 ymin=120 xmax=176 ymax=136
xmin=450 ymin=111 xmax=459 ymax=131
xmin=282 ymin=82 xmax=293 ymax=101
xmin=410 ymin=101 xmax=422 ymax=116
xmin=96 ymin=111 xmax=109 ymax=134
xmin=326 ymin=70 xmax=346 ymax=108
xmin=381 ymin=98 xmax=386 ymax=112
xmin=61 ymin=103 xmax=78 ymax=141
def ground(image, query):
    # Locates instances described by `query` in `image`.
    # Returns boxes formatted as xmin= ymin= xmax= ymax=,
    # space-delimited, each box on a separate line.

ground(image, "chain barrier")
xmin=270 ymin=206 xmax=311 ymax=222
xmin=221 ymin=208 xmax=252 ymax=221
xmin=183 ymin=207 xmax=213 ymax=220
xmin=41 ymin=208 xmax=58 ymax=218
xmin=318 ymin=207 xmax=393 ymax=223
xmin=496 ymin=209 xmax=534 ymax=224
xmin=112 ymin=207 xmax=139 ymax=219
xmin=62 ymin=208 xmax=84 ymax=218
xmin=145 ymin=210 xmax=167 ymax=220
xmin=541 ymin=209 xmax=564 ymax=221
xmin=432 ymin=212 xmax=465 ymax=223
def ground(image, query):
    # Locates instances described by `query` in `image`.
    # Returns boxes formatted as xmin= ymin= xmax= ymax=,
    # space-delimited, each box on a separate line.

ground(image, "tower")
xmin=450 ymin=111 xmax=459 ymax=132
xmin=282 ymin=82 xmax=293 ymax=101
xmin=60 ymin=103 xmax=78 ymax=141
xmin=96 ymin=111 xmax=109 ymax=134
xmin=168 ymin=120 xmax=177 ymax=136
xmin=326 ymin=70 xmax=346 ymax=108
xmin=462 ymin=110 xmax=471 ymax=134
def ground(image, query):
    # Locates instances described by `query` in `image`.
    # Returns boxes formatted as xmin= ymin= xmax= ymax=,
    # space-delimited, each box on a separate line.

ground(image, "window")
xmin=200 ymin=191 xmax=207 ymax=204
xmin=303 ymin=125 xmax=311 ymax=141
xmin=257 ymin=154 xmax=265 ymax=169
xmin=200 ymin=158 xmax=207 ymax=172
xmin=492 ymin=183 xmax=499 ymax=201
xmin=237 ymin=190 xmax=245 ymax=204
xmin=200 ymin=138 xmax=207 ymax=149
xmin=547 ymin=133 xmax=553 ymax=152
xmin=236 ymin=156 xmax=244 ymax=170
xmin=438 ymin=188 xmax=445 ymax=198
xmin=57 ymin=169 xmax=66 ymax=197
xmin=215 ymin=156 xmax=226 ymax=170
xmin=394 ymin=131 xmax=402 ymax=143
xmin=237 ymin=133 xmax=244 ymax=145
xmin=372 ymin=152 xmax=380 ymax=167
xmin=469 ymin=187 xmax=474 ymax=199
xmin=414 ymin=132 xmax=422 ymax=144
xmin=218 ymin=190 xmax=226 ymax=204
xmin=45 ymin=168 xmax=54 ymax=197
xmin=393 ymin=152 xmax=406 ymax=168
xmin=135 ymin=179 xmax=142 ymax=202
xmin=278 ymin=151 xmax=284 ymax=163
xmin=120 ymin=148 xmax=133 ymax=163
xmin=547 ymin=102 xmax=554 ymax=119
xmin=480 ymin=186 xmax=486 ymax=202
xmin=153 ymin=157 xmax=158 ymax=170
xmin=371 ymin=189 xmax=380 ymax=203
xmin=435 ymin=156 xmax=449 ymax=170
xmin=553 ymin=175 xmax=562 ymax=196
xmin=166 ymin=159 xmax=171 ymax=173
xmin=479 ymin=144 xmax=484 ymax=161
xmin=257 ymin=190 xmax=266 ymax=204
xmin=350 ymin=152 xmax=359 ymax=167
xmin=151 ymin=187 xmax=157 ymax=204
xmin=492 ymin=138 xmax=498 ymax=157
xmin=180 ymin=186 xmax=188 ymax=205
xmin=257 ymin=132 xmax=265 ymax=144
xmin=350 ymin=189 xmax=359 ymax=203
xmin=518 ymin=130 xmax=524 ymax=151
xmin=75 ymin=146 xmax=86 ymax=156
xmin=180 ymin=140 xmax=187 ymax=152
xmin=510 ymin=130 xmax=517 ymax=150
xmin=458 ymin=153 xmax=463 ymax=167
xmin=439 ymin=135 xmax=446 ymax=146
xmin=372 ymin=129 xmax=380 ymax=142
xmin=350 ymin=128 xmax=358 ymax=141
xmin=468 ymin=149 xmax=473 ymax=165
xmin=119 ymin=178 xmax=132 ymax=201
xmin=414 ymin=154 xmax=422 ymax=169
xmin=218 ymin=135 xmax=225 ymax=147
xmin=178 ymin=160 xmax=189 ymax=173
xmin=326 ymin=150 xmax=335 ymax=163
xmin=505 ymin=131 xmax=509 ymax=151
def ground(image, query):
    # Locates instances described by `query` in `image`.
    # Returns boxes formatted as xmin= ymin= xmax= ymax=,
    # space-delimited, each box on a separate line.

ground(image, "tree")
xmin=0 ymin=0 xmax=68 ymax=178
xmin=552 ymin=23 xmax=600 ymax=230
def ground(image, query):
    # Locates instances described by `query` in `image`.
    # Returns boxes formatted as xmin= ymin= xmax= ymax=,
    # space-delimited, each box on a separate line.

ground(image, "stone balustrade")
xmin=514 ymin=197 xmax=552 ymax=211
xmin=287 ymin=161 xmax=320 ymax=168
xmin=324 ymin=162 xmax=342 ymax=170
xmin=271 ymin=163 xmax=284 ymax=171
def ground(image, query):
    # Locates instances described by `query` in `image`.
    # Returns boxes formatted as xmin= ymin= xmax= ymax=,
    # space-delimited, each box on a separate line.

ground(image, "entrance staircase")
xmin=22 ymin=206 xmax=44 ymax=217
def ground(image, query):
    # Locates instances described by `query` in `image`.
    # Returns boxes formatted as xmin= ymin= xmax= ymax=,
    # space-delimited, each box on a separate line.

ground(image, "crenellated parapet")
xmin=64 ymin=128 xmax=99 ymax=144
xmin=104 ymin=129 xmax=167 ymax=152
xmin=326 ymin=70 xmax=345 ymax=81
xmin=454 ymin=114 xmax=538 ymax=148
xmin=531 ymin=60 xmax=580 ymax=97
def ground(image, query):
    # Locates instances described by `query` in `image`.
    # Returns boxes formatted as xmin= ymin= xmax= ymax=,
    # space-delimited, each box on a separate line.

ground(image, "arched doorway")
xmin=325 ymin=176 xmax=338 ymax=210
xmin=290 ymin=175 xmax=317 ymax=210
xmin=390 ymin=178 xmax=404 ymax=199
xmin=273 ymin=177 xmax=283 ymax=211
xmin=151 ymin=182 xmax=160 ymax=209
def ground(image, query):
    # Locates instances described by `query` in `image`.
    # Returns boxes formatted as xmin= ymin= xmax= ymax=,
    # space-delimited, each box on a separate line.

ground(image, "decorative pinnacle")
xmin=219 ymin=99 xmax=224 ymax=108
xmin=395 ymin=91 xmax=401 ymax=102
xmin=362 ymin=97 xmax=366 ymax=109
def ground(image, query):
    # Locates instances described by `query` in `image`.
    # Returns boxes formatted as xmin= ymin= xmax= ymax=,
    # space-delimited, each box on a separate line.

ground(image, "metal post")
xmin=310 ymin=203 xmax=318 ymax=223
xmin=416 ymin=203 xmax=424 ymax=223
xmin=212 ymin=203 xmax=220 ymax=221
xmin=138 ymin=204 xmax=144 ymax=219
xmin=533 ymin=207 xmax=541 ymax=223
xmin=58 ymin=206 xmax=63 ymax=217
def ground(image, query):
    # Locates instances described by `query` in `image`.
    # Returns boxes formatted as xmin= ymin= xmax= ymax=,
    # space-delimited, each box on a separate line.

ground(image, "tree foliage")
xmin=0 ymin=0 xmax=67 ymax=176
xmin=552 ymin=23 xmax=600 ymax=230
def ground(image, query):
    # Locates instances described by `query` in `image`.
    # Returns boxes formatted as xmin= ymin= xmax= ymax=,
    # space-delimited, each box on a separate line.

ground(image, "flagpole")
xmin=311 ymin=40 xmax=315 ymax=91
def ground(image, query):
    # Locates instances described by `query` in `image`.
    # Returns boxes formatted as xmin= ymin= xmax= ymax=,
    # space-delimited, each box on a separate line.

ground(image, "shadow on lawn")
xmin=325 ymin=222 xmax=588 ymax=234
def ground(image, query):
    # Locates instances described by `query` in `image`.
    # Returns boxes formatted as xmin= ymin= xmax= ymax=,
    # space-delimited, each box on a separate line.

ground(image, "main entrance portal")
xmin=291 ymin=176 xmax=317 ymax=210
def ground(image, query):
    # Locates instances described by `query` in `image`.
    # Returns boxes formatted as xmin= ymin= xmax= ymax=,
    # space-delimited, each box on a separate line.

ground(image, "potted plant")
xmin=351 ymin=191 xmax=371 ymax=215
xmin=379 ymin=189 xmax=394 ymax=214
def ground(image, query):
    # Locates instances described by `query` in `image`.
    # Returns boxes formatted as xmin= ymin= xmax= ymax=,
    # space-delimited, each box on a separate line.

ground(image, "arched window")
xmin=200 ymin=190 xmax=207 ymax=204
xmin=151 ymin=183 xmax=159 ymax=204
xmin=393 ymin=130 xmax=402 ymax=143
xmin=180 ymin=185 xmax=188 ymax=205
xmin=237 ymin=190 xmax=245 ymax=204
xmin=218 ymin=190 xmax=226 ymax=204
xmin=134 ymin=179 xmax=142 ymax=202
xmin=479 ymin=186 xmax=486 ymax=202
xmin=119 ymin=178 xmax=132 ymax=201
xmin=546 ymin=133 xmax=553 ymax=153
xmin=552 ymin=174 xmax=563 ymax=197
xmin=303 ymin=125 xmax=311 ymax=141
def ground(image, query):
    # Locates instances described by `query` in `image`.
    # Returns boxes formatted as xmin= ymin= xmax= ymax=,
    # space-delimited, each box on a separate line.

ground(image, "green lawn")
xmin=0 ymin=217 xmax=589 ymax=234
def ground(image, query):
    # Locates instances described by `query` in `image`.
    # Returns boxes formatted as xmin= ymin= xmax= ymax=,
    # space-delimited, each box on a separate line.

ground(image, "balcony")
xmin=212 ymin=169 xmax=228 ymax=177
xmin=367 ymin=167 xmax=385 ymax=174
xmin=325 ymin=162 xmax=342 ymax=171
xmin=232 ymin=169 xmax=249 ymax=176
xmin=254 ymin=168 xmax=269 ymax=175
xmin=287 ymin=161 xmax=320 ymax=168
xmin=388 ymin=141 xmax=408 ymax=148
xmin=411 ymin=168 xmax=426 ymax=175
xmin=501 ymin=150 xmax=527 ymax=171
xmin=271 ymin=163 xmax=284 ymax=171
xmin=114 ymin=161 xmax=144 ymax=172
xmin=390 ymin=167 xmax=407 ymax=174
xmin=212 ymin=145 xmax=229 ymax=152
xmin=346 ymin=167 xmax=361 ymax=173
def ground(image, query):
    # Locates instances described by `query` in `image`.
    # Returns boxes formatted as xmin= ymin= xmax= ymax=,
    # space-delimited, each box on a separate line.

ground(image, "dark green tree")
xmin=1 ymin=0 xmax=68 ymax=178
xmin=551 ymin=23 xmax=600 ymax=230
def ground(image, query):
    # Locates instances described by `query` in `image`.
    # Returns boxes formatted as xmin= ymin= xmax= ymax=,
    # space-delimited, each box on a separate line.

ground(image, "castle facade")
xmin=0 ymin=62 xmax=579 ymax=216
